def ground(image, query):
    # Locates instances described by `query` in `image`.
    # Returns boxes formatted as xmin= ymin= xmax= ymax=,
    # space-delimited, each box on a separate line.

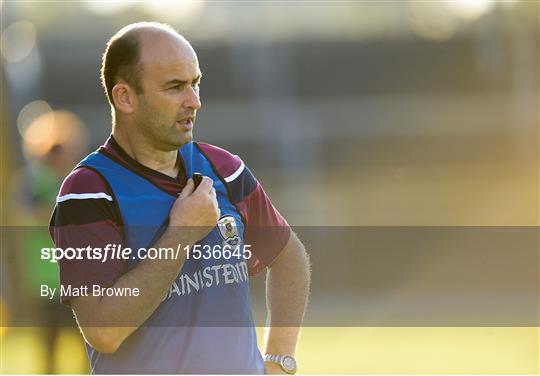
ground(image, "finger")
xmin=196 ymin=176 xmax=214 ymax=193
xmin=178 ymin=178 xmax=194 ymax=199
xmin=210 ymin=189 xmax=218 ymax=206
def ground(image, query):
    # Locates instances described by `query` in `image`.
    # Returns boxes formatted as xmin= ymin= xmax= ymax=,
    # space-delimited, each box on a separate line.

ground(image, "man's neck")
xmin=112 ymin=126 xmax=179 ymax=178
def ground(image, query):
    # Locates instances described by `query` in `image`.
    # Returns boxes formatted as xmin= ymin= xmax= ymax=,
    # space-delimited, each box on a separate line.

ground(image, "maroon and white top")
xmin=49 ymin=136 xmax=290 ymax=304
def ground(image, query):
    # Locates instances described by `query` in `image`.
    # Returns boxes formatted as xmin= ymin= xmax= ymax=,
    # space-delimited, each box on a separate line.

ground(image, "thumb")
xmin=178 ymin=178 xmax=194 ymax=199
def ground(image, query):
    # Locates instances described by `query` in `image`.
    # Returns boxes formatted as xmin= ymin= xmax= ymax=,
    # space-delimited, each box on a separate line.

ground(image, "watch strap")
xmin=265 ymin=354 xmax=280 ymax=363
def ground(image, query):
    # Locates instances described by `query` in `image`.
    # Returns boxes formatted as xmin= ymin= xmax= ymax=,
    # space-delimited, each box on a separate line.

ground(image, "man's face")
xmin=133 ymin=32 xmax=202 ymax=150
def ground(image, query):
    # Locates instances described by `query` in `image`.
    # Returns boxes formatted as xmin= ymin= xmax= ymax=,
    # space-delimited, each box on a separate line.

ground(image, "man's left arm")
xmin=197 ymin=145 xmax=311 ymax=372
xmin=264 ymin=231 xmax=311 ymax=374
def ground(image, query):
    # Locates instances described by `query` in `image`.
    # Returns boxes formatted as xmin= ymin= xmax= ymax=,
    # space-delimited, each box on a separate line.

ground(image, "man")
xmin=49 ymin=22 xmax=310 ymax=374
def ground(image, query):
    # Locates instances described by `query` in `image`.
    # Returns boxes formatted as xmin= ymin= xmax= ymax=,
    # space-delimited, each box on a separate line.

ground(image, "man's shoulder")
xmin=197 ymin=142 xmax=244 ymax=180
xmin=58 ymin=166 xmax=111 ymax=197
xmin=51 ymin=166 xmax=119 ymax=229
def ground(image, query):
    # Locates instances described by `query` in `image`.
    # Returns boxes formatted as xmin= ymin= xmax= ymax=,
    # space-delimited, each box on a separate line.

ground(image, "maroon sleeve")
xmin=237 ymin=183 xmax=291 ymax=276
xmin=49 ymin=167 xmax=126 ymax=305
xmin=198 ymin=143 xmax=291 ymax=275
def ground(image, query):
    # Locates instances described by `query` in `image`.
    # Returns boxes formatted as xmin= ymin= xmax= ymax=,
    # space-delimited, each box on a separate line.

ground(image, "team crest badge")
xmin=217 ymin=216 xmax=241 ymax=246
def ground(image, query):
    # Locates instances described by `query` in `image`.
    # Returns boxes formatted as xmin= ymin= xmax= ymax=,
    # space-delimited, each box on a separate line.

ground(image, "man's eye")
xmin=168 ymin=85 xmax=181 ymax=91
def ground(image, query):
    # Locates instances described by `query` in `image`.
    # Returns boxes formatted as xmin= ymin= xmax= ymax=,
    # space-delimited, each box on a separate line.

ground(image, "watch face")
xmin=281 ymin=355 xmax=297 ymax=372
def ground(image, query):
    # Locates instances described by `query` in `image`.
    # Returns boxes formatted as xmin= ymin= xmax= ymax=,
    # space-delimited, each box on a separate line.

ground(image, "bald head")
xmin=100 ymin=22 xmax=192 ymax=107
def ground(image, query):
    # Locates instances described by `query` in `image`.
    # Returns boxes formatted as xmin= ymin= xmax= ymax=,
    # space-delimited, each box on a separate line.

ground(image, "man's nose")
xmin=184 ymin=85 xmax=201 ymax=110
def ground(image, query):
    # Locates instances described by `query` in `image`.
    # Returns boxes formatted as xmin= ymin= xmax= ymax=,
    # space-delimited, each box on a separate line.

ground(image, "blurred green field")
xmin=1 ymin=326 xmax=538 ymax=374
xmin=259 ymin=327 xmax=539 ymax=374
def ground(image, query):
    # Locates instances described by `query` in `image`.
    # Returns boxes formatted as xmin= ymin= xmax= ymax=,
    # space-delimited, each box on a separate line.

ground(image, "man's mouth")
xmin=176 ymin=117 xmax=194 ymax=131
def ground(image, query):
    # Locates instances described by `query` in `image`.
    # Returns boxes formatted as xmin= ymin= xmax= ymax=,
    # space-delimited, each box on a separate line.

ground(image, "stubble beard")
xmin=137 ymin=104 xmax=189 ymax=152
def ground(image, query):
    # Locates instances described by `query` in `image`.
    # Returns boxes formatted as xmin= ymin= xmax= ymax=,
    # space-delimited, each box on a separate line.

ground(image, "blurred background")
xmin=0 ymin=0 xmax=538 ymax=374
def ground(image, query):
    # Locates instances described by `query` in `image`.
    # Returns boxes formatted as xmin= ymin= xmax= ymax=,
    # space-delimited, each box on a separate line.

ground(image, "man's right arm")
xmin=71 ymin=225 xmax=198 ymax=353
xmin=53 ymin=171 xmax=219 ymax=353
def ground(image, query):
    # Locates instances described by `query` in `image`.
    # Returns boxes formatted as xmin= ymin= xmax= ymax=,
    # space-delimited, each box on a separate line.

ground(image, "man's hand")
xmin=169 ymin=176 xmax=220 ymax=241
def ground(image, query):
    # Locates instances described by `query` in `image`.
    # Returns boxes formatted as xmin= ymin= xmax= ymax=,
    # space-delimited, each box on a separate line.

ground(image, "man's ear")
xmin=111 ymin=82 xmax=136 ymax=114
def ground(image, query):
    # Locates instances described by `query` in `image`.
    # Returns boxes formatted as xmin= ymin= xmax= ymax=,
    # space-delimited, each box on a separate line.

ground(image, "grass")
xmin=1 ymin=327 xmax=538 ymax=374
xmin=258 ymin=327 xmax=540 ymax=374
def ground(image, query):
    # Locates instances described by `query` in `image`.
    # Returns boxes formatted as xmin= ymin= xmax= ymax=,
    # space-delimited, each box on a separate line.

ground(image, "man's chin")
xmin=159 ymin=132 xmax=192 ymax=151
xmin=172 ymin=131 xmax=193 ymax=148
xmin=180 ymin=131 xmax=193 ymax=145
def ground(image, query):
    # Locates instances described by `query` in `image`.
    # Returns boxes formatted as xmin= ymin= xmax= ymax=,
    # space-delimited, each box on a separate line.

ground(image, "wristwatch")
xmin=264 ymin=354 xmax=297 ymax=374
